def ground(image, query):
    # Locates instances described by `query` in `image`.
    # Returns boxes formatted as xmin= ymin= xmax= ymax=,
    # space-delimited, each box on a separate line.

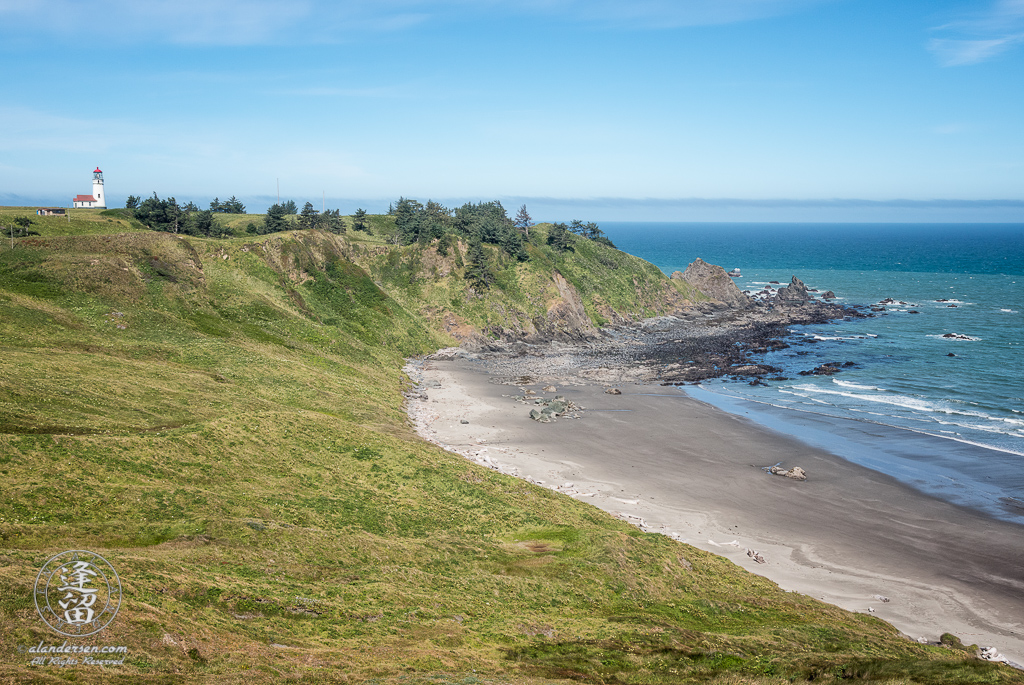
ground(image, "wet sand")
xmin=407 ymin=356 xmax=1024 ymax=665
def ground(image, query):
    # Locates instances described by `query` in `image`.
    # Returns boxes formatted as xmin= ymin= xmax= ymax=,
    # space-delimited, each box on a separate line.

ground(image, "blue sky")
xmin=2 ymin=0 xmax=1023 ymax=221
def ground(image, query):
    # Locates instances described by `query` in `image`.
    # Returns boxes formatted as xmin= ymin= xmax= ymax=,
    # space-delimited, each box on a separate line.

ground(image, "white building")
xmin=73 ymin=167 xmax=107 ymax=209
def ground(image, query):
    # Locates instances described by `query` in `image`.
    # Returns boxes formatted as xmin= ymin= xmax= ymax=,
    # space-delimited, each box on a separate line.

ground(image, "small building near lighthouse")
xmin=72 ymin=167 xmax=107 ymax=209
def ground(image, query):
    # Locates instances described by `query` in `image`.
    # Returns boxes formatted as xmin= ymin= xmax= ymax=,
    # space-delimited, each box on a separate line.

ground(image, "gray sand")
xmin=407 ymin=357 xmax=1024 ymax=665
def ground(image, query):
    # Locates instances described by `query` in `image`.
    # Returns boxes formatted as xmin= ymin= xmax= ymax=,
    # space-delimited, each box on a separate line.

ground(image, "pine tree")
xmin=514 ymin=204 xmax=533 ymax=237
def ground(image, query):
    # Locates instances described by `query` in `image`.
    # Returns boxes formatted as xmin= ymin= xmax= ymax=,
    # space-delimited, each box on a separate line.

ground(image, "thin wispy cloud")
xmin=0 ymin=0 xmax=833 ymax=45
xmin=281 ymin=85 xmax=411 ymax=98
xmin=0 ymin=0 xmax=427 ymax=45
xmin=929 ymin=0 xmax=1024 ymax=66
xmin=548 ymin=0 xmax=834 ymax=29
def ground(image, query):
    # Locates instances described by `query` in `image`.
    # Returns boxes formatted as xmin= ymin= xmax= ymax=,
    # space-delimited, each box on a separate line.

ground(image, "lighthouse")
xmin=72 ymin=167 xmax=107 ymax=209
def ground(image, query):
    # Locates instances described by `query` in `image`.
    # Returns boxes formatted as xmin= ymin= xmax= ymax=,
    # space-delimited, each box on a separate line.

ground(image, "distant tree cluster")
xmin=126 ymin=194 xmax=245 ymax=215
xmin=134 ymin=193 xmax=231 ymax=238
xmin=547 ymin=219 xmax=616 ymax=252
xmin=258 ymin=201 xmax=346 ymax=235
xmin=390 ymin=197 xmax=529 ymax=261
xmin=209 ymin=196 xmax=246 ymax=214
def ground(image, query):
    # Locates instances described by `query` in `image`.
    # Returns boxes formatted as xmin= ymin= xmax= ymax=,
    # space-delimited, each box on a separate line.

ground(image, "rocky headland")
xmin=444 ymin=258 xmax=868 ymax=388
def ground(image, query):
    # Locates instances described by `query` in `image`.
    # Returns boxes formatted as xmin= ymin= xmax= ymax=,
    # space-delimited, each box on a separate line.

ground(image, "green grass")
xmin=357 ymin=223 xmax=708 ymax=339
xmin=0 ymin=212 xmax=1019 ymax=684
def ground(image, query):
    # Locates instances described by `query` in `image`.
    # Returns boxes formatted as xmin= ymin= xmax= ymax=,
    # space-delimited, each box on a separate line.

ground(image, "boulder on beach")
xmin=527 ymin=395 xmax=579 ymax=422
xmin=605 ymin=387 xmax=622 ymax=395
xmin=785 ymin=466 xmax=807 ymax=481
xmin=764 ymin=463 xmax=808 ymax=481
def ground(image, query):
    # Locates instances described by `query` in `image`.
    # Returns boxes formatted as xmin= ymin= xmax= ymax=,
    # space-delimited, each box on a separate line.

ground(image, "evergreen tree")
xmin=281 ymin=200 xmax=298 ymax=214
xmin=321 ymin=209 xmax=346 ymax=234
xmin=420 ymin=200 xmax=449 ymax=243
xmin=135 ymin=193 xmax=183 ymax=233
xmin=125 ymin=195 xmax=141 ymax=210
xmin=299 ymin=201 xmax=320 ymax=230
xmin=225 ymin=196 xmax=246 ymax=214
xmin=352 ymin=208 xmax=370 ymax=233
xmin=262 ymin=203 xmax=289 ymax=234
xmin=394 ymin=197 xmax=424 ymax=245
xmin=464 ymin=238 xmax=493 ymax=289
xmin=514 ymin=204 xmax=533 ymax=236
xmin=182 ymin=209 xmax=215 ymax=237
xmin=547 ymin=222 xmax=573 ymax=252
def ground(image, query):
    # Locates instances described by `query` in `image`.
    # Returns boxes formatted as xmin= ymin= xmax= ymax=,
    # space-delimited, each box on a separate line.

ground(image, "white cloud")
xmin=929 ymin=35 xmax=1024 ymax=66
xmin=929 ymin=0 xmax=1024 ymax=65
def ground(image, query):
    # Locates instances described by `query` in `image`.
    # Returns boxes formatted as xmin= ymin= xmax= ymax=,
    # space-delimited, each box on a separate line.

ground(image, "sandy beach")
xmin=405 ymin=353 xmax=1024 ymax=666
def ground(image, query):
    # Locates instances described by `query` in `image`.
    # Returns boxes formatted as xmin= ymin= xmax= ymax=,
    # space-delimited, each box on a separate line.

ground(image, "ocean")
xmin=601 ymin=222 xmax=1024 ymax=524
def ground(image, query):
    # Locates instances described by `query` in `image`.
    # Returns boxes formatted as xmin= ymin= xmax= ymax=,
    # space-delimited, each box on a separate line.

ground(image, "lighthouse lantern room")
xmin=72 ymin=167 xmax=107 ymax=209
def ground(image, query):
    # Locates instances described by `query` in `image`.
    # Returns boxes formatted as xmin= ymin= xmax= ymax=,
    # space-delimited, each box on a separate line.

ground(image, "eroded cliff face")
xmin=544 ymin=271 xmax=599 ymax=340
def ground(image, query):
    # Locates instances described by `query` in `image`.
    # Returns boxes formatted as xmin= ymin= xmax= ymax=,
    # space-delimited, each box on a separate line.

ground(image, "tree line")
xmin=126 ymin=194 xmax=246 ymax=214
xmin=130 ymin=194 xmax=231 ymax=237
xmin=384 ymin=197 xmax=614 ymax=288
xmin=546 ymin=219 xmax=615 ymax=253
xmin=128 ymin=194 xmax=363 ymax=238
xmin=123 ymin=191 xmax=614 ymax=266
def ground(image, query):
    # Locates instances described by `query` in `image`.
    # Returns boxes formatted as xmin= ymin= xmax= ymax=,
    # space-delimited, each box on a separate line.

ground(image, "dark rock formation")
xmin=775 ymin=276 xmax=812 ymax=305
xmin=676 ymin=258 xmax=753 ymax=309
xmin=799 ymin=362 xmax=844 ymax=376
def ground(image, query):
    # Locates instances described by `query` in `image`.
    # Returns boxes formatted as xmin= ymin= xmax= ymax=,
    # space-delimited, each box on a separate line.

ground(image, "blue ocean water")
xmin=602 ymin=222 xmax=1024 ymax=522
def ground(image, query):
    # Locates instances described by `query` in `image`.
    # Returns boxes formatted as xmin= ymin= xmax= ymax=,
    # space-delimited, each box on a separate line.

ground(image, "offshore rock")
xmin=775 ymin=276 xmax=812 ymax=305
xmin=799 ymin=362 xmax=843 ymax=376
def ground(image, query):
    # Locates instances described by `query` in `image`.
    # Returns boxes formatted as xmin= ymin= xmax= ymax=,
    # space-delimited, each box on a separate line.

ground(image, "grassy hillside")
xmin=354 ymin=222 xmax=705 ymax=339
xmin=0 ymin=213 xmax=1018 ymax=684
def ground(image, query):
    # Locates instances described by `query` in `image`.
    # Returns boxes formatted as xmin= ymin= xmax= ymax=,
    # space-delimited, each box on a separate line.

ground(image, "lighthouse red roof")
xmin=94 ymin=167 xmax=102 ymax=173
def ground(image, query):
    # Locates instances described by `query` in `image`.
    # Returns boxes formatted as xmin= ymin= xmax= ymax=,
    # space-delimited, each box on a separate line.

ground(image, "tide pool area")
xmin=603 ymin=222 xmax=1024 ymax=522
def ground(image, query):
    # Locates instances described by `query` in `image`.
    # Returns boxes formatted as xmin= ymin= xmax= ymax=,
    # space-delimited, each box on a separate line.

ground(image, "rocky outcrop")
xmin=775 ymin=276 xmax=812 ymax=305
xmin=540 ymin=271 xmax=599 ymax=341
xmin=675 ymin=258 xmax=752 ymax=309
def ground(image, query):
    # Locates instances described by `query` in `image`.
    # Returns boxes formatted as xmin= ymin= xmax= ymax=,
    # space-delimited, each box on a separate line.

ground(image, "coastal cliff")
xmin=0 ymin=208 xmax=1002 ymax=683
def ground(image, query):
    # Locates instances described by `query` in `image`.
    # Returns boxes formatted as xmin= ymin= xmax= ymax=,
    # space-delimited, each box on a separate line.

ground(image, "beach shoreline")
xmin=405 ymin=351 xmax=1024 ymax=666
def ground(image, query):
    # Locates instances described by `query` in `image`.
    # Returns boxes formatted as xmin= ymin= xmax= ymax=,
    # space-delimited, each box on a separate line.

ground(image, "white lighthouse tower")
xmin=72 ymin=167 xmax=107 ymax=209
